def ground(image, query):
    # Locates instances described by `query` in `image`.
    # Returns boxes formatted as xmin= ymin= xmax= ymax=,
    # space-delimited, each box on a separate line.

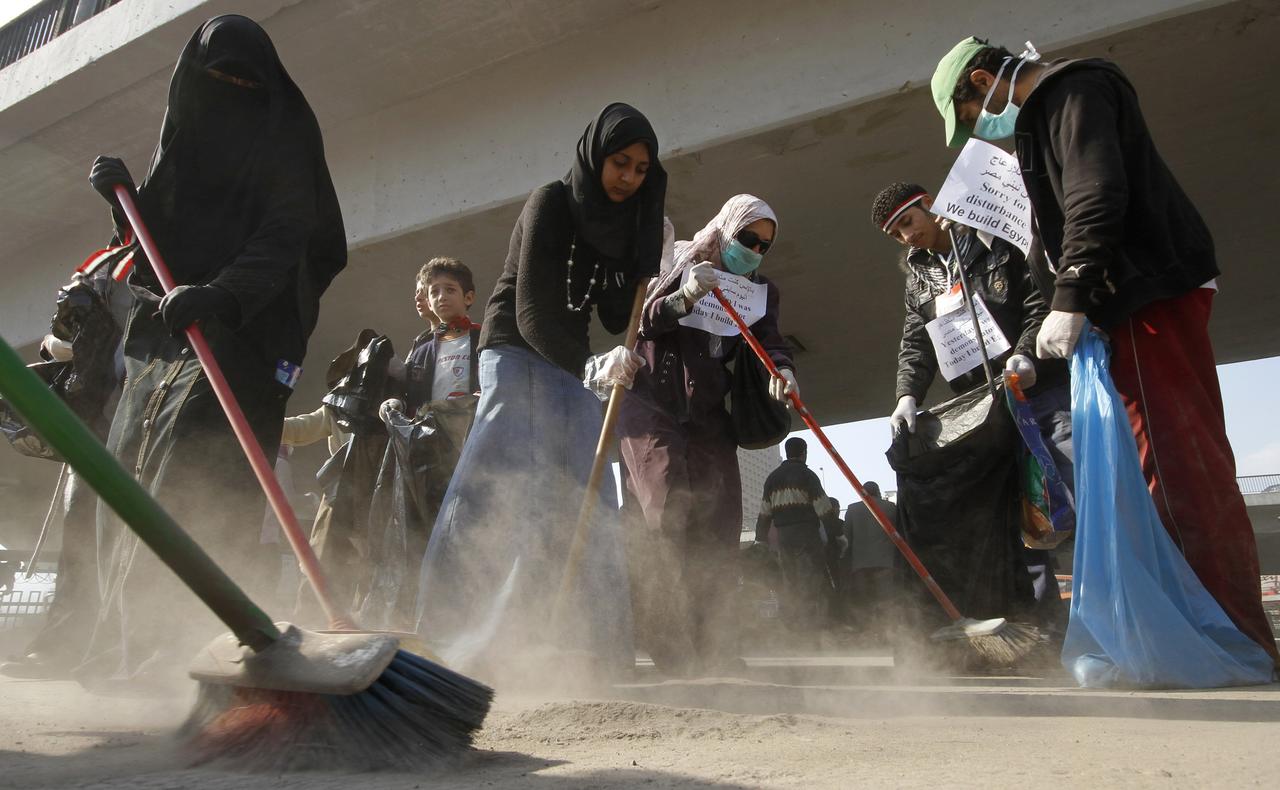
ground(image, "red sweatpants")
xmin=1108 ymin=289 xmax=1279 ymax=662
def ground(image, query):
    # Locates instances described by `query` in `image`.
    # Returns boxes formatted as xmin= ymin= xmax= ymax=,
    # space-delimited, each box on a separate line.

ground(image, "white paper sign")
xmin=924 ymin=293 xmax=1012 ymax=381
xmin=678 ymin=270 xmax=766 ymax=336
xmin=933 ymin=139 xmax=1032 ymax=255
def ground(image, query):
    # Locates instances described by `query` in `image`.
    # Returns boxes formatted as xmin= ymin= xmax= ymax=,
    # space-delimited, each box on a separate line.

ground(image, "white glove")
xmin=378 ymin=398 xmax=405 ymax=423
xmin=385 ymin=356 xmax=407 ymax=383
xmin=836 ymin=534 xmax=850 ymax=558
xmin=679 ymin=261 xmax=719 ymax=306
xmin=1036 ymin=311 xmax=1087 ymax=360
xmin=660 ymin=216 xmax=676 ymax=273
xmin=890 ymin=395 xmax=918 ymax=435
xmin=769 ymin=368 xmax=798 ymax=402
xmin=1004 ymin=353 xmax=1037 ymax=388
xmin=583 ymin=345 xmax=644 ymax=399
xmin=41 ymin=334 xmax=73 ymax=362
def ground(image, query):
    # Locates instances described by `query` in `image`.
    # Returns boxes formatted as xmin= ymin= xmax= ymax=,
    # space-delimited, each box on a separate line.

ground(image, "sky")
xmin=0 ymin=0 xmax=40 ymax=28
xmin=778 ymin=354 xmax=1280 ymax=510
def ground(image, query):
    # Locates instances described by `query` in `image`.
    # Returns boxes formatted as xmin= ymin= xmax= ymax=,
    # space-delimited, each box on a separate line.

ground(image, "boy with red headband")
xmin=870 ymin=180 xmax=1070 ymax=638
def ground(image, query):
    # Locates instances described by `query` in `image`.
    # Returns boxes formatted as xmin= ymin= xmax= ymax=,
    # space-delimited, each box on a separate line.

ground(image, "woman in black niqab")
xmin=78 ymin=15 xmax=346 ymax=687
xmin=127 ymin=14 xmax=346 ymax=350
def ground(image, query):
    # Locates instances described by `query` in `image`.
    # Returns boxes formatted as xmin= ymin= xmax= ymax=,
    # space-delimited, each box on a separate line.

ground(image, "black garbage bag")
xmin=297 ymin=332 xmax=400 ymax=622
xmin=886 ymin=383 xmax=1033 ymax=626
xmin=0 ymin=274 xmax=122 ymax=458
xmin=356 ymin=396 xmax=476 ymax=631
xmin=322 ymin=334 xmax=396 ymax=436
xmin=299 ymin=430 xmax=390 ymax=622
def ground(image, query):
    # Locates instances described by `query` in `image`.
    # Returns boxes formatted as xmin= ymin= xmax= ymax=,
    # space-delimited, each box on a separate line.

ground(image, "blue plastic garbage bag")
xmin=1061 ymin=327 xmax=1274 ymax=688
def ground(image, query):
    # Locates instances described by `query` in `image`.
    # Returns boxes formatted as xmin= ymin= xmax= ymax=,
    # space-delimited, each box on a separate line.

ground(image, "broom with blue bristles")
xmin=0 ymin=332 xmax=491 ymax=770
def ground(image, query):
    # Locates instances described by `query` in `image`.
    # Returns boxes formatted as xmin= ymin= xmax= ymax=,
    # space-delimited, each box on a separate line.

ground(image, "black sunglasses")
xmin=736 ymin=229 xmax=772 ymax=254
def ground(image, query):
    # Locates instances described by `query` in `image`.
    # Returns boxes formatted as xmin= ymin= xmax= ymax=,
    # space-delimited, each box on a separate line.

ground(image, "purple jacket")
xmin=629 ymin=260 xmax=793 ymax=426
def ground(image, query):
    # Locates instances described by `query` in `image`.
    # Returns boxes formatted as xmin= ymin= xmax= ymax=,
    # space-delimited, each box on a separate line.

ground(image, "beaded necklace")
xmin=564 ymin=234 xmax=602 ymax=312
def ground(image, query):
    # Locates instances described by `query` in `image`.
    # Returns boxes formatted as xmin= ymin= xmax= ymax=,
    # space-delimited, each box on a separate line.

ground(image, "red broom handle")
xmin=711 ymin=287 xmax=963 ymax=622
xmin=114 ymin=185 xmax=354 ymax=630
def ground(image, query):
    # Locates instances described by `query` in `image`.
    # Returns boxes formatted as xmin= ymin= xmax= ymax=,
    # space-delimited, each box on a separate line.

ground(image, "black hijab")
xmin=562 ymin=102 xmax=667 ymax=278
xmin=135 ymin=15 xmax=345 ymax=297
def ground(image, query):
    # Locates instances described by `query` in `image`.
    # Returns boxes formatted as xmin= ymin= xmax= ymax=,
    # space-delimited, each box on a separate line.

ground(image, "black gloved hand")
xmin=88 ymin=156 xmax=137 ymax=210
xmin=158 ymin=285 xmax=240 ymax=334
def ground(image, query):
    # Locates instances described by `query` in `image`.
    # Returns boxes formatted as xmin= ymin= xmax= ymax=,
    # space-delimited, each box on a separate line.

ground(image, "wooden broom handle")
xmin=552 ymin=278 xmax=650 ymax=620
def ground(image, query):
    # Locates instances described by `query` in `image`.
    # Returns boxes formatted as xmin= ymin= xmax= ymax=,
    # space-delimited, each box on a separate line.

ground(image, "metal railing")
xmin=1239 ymin=475 xmax=1280 ymax=495
xmin=0 ymin=0 xmax=121 ymax=70
xmin=0 ymin=588 xmax=53 ymax=630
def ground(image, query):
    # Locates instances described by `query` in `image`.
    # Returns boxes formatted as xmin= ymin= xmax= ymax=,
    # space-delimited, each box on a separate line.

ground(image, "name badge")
xmin=275 ymin=359 xmax=302 ymax=389
xmin=934 ymin=283 xmax=964 ymax=316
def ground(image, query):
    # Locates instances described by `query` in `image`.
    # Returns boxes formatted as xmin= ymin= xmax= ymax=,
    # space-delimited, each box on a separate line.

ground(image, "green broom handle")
xmin=0 ymin=334 xmax=281 ymax=651
xmin=710 ymin=287 xmax=964 ymax=622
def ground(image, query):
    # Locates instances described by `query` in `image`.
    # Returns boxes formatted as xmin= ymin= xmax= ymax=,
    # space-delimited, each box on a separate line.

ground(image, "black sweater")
xmin=755 ymin=459 xmax=840 ymax=542
xmin=1015 ymin=58 xmax=1218 ymax=327
xmin=479 ymin=181 xmax=637 ymax=376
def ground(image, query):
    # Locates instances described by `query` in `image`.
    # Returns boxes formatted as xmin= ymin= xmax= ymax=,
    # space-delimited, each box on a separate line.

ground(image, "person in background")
xmin=619 ymin=194 xmax=792 ymax=677
xmin=932 ymin=36 xmax=1277 ymax=663
xmin=823 ymin=496 xmax=847 ymax=626
xmin=360 ymin=257 xmax=482 ymax=630
xmin=402 ymin=257 xmax=481 ymax=415
xmin=755 ymin=438 xmax=840 ymax=636
xmin=415 ymin=103 xmax=667 ymax=685
xmin=843 ymin=482 xmax=899 ymax=641
xmin=1 ymin=256 xmax=131 ymax=680
xmin=280 ymin=334 xmax=373 ymax=621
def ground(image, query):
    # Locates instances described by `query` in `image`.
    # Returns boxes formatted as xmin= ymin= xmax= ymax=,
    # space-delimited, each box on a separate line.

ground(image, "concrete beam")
xmin=1 ymin=0 xmax=1236 ymax=345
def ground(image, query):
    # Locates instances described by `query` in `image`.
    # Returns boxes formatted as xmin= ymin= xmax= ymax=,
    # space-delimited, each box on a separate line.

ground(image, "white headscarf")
xmin=673 ymin=193 xmax=779 ymax=270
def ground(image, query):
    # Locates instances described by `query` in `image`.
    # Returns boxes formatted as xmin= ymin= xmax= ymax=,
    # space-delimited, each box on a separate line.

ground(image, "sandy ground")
xmin=1 ymin=659 xmax=1277 ymax=789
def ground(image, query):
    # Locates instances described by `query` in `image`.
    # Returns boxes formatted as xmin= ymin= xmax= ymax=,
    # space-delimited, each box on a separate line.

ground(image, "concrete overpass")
xmin=1 ymin=0 xmax=1278 ymax=543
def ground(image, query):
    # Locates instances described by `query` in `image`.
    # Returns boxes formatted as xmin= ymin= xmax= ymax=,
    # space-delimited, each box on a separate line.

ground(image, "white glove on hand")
xmin=679 ymin=261 xmax=719 ymax=306
xmin=41 ymin=334 xmax=73 ymax=362
xmin=1004 ymin=353 xmax=1037 ymax=389
xmin=769 ymin=368 xmax=798 ymax=402
xmin=583 ymin=345 xmax=644 ymax=400
xmin=1036 ymin=311 xmax=1087 ymax=360
xmin=378 ymin=398 xmax=405 ymax=423
xmin=890 ymin=395 xmax=918 ymax=435
xmin=385 ymin=356 xmax=407 ymax=384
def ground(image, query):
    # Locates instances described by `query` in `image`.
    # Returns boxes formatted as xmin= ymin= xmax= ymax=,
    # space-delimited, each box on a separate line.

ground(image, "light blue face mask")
xmin=721 ymin=239 xmax=763 ymax=275
xmin=973 ymin=43 xmax=1040 ymax=142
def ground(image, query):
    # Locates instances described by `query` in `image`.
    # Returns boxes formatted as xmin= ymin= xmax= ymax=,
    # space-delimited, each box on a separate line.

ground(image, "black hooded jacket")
xmin=1015 ymin=58 xmax=1217 ymax=327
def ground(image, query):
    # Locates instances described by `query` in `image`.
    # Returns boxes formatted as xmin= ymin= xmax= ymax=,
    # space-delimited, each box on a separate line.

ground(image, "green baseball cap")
xmin=931 ymin=36 xmax=987 ymax=148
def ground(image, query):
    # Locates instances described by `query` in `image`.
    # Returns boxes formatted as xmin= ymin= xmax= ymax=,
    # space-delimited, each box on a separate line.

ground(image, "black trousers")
xmin=776 ymin=524 xmax=830 ymax=631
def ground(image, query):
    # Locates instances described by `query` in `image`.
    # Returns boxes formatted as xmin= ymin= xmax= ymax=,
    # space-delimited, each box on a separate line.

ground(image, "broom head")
xmin=930 ymin=617 xmax=1044 ymax=668
xmin=182 ymin=623 xmax=493 ymax=771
